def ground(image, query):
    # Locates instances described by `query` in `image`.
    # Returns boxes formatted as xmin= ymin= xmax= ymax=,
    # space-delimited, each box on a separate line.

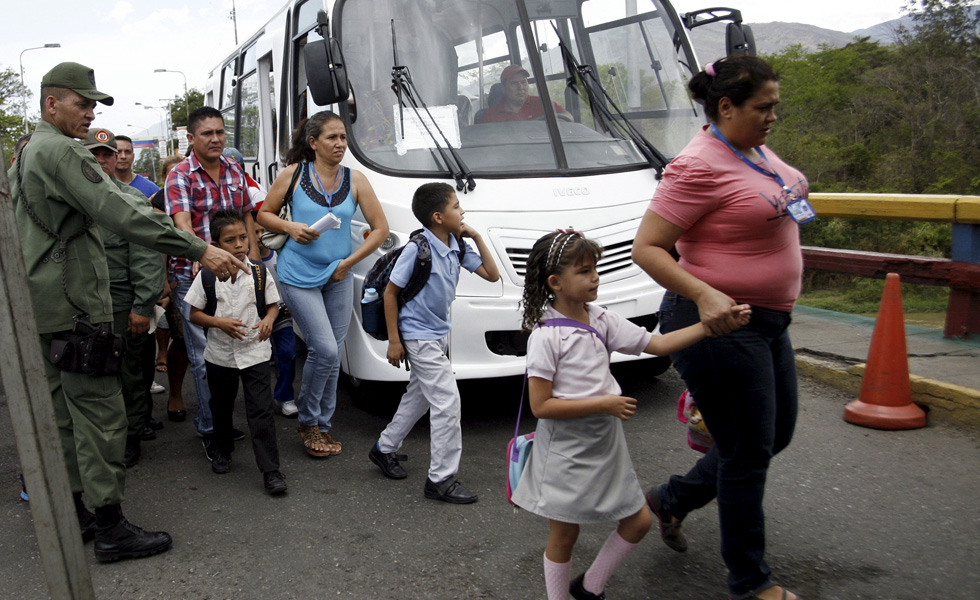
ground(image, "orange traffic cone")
xmin=844 ymin=273 xmax=927 ymax=430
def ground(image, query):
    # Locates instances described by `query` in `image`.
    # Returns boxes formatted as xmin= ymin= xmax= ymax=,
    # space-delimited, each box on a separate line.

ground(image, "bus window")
xmin=222 ymin=107 xmax=237 ymax=149
xmin=220 ymin=59 xmax=236 ymax=110
xmin=580 ymin=0 xmax=700 ymax=157
xmin=295 ymin=0 xmax=319 ymax=33
xmin=292 ymin=26 xmax=321 ymax=127
xmin=456 ymin=30 xmax=509 ymax=114
xmin=339 ymin=0 xmax=697 ymax=176
xmin=238 ymin=72 xmax=259 ymax=159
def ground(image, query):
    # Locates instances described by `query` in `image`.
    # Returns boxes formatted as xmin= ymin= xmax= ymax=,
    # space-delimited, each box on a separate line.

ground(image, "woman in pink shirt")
xmin=632 ymin=56 xmax=808 ymax=600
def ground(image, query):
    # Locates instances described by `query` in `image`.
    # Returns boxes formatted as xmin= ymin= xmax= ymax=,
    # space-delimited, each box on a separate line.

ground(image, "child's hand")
xmin=601 ymin=394 xmax=637 ymax=421
xmin=254 ymin=317 xmax=274 ymax=342
xmin=732 ymin=304 xmax=752 ymax=326
xmin=387 ymin=340 xmax=405 ymax=368
xmin=459 ymin=223 xmax=479 ymax=239
xmin=215 ymin=317 xmax=249 ymax=340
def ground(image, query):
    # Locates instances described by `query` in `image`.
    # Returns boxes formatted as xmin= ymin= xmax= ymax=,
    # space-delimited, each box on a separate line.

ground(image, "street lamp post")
xmin=19 ymin=43 xmax=61 ymax=135
xmin=154 ymin=69 xmax=189 ymax=127
xmin=136 ymin=102 xmax=169 ymax=155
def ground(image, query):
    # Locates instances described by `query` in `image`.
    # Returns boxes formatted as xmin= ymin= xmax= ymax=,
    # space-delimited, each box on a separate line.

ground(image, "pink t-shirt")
xmin=648 ymin=127 xmax=807 ymax=312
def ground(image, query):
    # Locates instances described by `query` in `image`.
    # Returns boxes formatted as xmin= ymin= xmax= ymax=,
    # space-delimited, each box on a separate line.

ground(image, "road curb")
xmin=795 ymin=352 xmax=980 ymax=430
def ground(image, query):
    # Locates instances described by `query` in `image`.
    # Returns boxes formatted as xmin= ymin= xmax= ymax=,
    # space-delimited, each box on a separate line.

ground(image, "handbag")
xmin=260 ymin=164 xmax=304 ymax=251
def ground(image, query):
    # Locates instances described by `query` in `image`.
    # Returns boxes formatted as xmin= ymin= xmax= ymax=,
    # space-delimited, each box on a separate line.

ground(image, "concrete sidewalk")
xmin=791 ymin=305 xmax=980 ymax=428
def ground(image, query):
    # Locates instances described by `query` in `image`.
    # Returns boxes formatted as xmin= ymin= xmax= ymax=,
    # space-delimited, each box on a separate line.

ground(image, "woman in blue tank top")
xmin=258 ymin=111 xmax=389 ymax=458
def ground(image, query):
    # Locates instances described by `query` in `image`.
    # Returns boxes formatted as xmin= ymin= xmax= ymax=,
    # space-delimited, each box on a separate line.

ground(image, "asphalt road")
xmin=1 ymin=362 xmax=978 ymax=600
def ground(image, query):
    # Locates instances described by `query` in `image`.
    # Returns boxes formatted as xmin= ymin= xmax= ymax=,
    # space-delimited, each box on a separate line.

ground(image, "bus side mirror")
xmin=304 ymin=37 xmax=350 ymax=106
xmin=725 ymin=23 xmax=755 ymax=56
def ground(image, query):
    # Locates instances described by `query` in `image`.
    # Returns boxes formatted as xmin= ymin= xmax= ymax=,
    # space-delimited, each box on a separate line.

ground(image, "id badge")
xmin=786 ymin=196 xmax=816 ymax=224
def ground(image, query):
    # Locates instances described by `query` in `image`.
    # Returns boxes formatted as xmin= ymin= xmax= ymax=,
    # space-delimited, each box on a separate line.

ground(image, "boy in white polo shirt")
xmin=186 ymin=210 xmax=286 ymax=495
xmin=368 ymin=183 xmax=500 ymax=503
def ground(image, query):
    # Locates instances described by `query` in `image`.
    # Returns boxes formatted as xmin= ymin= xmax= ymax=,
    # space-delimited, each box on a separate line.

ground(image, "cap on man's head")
xmin=500 ymin=65 xmax=530 ymax=83
xmin=82 ymin=128 xmax=117 ymax=152
xmin=222 ymin=147 xmax=245 ymax=166
xmin=40 ymin=62 xmax=114 ymax=106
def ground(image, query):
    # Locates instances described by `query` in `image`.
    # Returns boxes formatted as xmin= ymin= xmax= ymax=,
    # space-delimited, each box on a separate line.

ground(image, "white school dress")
xmin=512 ymin=304 xmax=654 ymax=524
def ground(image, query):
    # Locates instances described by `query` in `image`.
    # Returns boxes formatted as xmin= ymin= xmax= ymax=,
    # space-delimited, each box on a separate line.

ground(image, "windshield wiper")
xmin=390 ymin=20 xmax=476 ymax=192
xmin=554 ymin=25 xmax=669 ymax=177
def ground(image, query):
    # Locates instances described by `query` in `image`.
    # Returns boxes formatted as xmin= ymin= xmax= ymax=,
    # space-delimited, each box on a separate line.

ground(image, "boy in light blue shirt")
xmin=369 ymin=183 xmax=500 ymax=503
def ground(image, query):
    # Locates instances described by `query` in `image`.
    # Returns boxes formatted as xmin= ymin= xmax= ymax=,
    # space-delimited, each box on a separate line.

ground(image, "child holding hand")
xmin=511 ymin=230 xmax=750 ymax=599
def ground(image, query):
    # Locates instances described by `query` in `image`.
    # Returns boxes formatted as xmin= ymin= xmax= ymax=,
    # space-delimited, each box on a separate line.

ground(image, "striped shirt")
xmin=164 ymin=151 xmax=253 ymax=279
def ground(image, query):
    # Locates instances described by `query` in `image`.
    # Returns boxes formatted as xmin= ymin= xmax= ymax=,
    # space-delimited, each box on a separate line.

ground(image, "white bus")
xmin=205 ymin=0 xmax=751 ymax=393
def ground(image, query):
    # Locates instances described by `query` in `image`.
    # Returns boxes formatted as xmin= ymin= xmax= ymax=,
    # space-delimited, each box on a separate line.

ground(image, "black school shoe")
xmin=263 ymin=470 xmax=287 ymax=495
xmin=423 ymin=476 xmax=478 ymax=504
xmin=211 ymin=451 xmax=231 ymax=475
xmin=369 ymin=443 xmax=407 ymax=479
xmin=570 ymin=573 xmax=605 ymax=600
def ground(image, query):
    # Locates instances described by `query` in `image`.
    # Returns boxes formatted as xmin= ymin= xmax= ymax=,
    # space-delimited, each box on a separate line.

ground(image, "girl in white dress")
xmin=513 ymin=230 xmax=749 ymax=599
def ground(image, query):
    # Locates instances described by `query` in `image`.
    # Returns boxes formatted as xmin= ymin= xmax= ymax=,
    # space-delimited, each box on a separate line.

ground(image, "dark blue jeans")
xmin=658 ymin=292 xmax=798 ymax=598
xmin=271 ymin=325 xmax=297 ymax=404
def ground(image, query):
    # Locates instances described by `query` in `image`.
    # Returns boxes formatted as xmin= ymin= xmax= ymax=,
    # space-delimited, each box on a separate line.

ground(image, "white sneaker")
xmin=281 ymin=400 xmax=298 ymax=417
xmin=150 ymin=382 xmax=165 ymax=394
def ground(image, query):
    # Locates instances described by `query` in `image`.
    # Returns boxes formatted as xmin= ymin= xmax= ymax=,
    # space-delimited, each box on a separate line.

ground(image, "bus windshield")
xmin=338 ymin=0 xmax=703 ymax=177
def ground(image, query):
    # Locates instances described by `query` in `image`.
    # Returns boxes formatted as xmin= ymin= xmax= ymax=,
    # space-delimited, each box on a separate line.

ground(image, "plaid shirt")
xmin=165 ymin=151 xmax=253 ymax=279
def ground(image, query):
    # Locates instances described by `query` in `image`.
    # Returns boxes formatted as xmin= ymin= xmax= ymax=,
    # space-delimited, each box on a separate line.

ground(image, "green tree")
xmin=133 ymin=147 xmax=161 ymax=184
xmin=0 ymin=66 xmax=30 ymax=163
xmin=167 ymin=88 xmax=205 ymax=129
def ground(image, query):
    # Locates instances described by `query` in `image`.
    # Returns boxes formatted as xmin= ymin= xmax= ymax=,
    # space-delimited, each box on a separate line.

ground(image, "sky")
xmin=2 ymin=0 xmax=910 ymax=144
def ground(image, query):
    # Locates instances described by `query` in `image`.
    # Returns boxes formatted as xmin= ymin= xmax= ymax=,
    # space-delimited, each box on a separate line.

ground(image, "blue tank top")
xmin=277 ymin=164 xmax=355 ymax=288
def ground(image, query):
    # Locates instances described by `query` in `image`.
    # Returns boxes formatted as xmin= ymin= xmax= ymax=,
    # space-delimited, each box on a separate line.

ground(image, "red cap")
xmin=500 ymin=64 xmax=530 ymax=83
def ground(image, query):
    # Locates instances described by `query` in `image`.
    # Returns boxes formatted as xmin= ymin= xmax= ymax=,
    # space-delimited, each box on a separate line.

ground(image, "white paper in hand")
xmin=311 ymin=212 xmax=342 ymax=233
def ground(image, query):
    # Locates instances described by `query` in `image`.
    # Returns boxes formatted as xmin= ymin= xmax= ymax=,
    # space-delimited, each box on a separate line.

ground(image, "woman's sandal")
xmin=734 ymin=587 xmax=800 ymax=600
xmin=155 ymin=361 xmax=168 ymax=373
xmin=298 ymin=424 xmax=332 ymax=457
xmin=321 ymin=432 xmax=343 ymax=456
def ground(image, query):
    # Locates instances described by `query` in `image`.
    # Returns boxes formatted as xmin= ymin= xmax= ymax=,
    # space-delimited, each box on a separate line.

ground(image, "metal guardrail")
xmin=805 ymin=193 xmax=980 ymax=339
xmin=809 ymin=193 xmax=980 ymax=223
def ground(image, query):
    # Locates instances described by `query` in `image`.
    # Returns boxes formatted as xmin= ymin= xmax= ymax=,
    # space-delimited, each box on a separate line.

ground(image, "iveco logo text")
xmin=553 ymin=186 xmax=591 ymax=197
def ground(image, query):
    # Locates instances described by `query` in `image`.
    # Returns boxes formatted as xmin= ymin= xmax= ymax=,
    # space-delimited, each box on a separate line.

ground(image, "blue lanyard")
xmin=709 ymin=123 xmax=789 ymax=190
xmin=310 ymin=164 xmax=343 ymax=209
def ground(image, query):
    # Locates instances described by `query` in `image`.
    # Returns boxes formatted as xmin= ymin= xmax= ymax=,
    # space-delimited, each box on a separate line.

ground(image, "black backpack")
xmin=200 ymin=263 xmax=268 ymax=334
xmin=360 ymin=229 xmax=466 ymax=341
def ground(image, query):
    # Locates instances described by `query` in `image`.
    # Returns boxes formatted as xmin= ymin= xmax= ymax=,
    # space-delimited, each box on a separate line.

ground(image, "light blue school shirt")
xmin=390 ymin=227 xmax=483 ymax=340
xmin=277 ymin=165 xmax=355 ymax=287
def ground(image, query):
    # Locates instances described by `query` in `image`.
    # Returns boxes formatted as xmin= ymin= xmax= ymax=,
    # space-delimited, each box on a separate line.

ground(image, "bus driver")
xmin=476 ymin=65 xmax=572 ymax=124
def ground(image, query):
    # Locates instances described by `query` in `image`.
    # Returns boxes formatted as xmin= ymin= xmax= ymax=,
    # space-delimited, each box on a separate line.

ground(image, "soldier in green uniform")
xmin=82 ymin=127 xmax=164 ymax=469
xmin=8 ymin=62 xmax=246 ymax=563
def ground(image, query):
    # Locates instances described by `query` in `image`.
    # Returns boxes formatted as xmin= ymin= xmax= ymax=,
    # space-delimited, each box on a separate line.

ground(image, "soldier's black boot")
xmin=124 ymin=436 xmax=141 ymax=468
xmin=73 ymin=492 xmax=96 ymax=543
xmin=93 ymin=504 xmax=172 ymax=563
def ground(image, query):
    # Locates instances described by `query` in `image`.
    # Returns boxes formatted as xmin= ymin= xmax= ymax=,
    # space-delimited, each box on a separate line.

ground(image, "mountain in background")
xmin=687 ymin=7 xmax=978 ymax=62
xmin=691 ymin=13 xmax=924 ymax=63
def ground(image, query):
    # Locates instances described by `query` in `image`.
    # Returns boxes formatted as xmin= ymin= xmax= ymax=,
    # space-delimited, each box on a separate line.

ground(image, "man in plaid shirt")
xmin=165 ymin=106 xmax=260 ymax=451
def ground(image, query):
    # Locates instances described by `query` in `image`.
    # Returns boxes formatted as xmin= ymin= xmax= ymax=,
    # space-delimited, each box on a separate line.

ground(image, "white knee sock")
xmin=543 ymin=552 xmax=572 ymax=600
xmin=583 ymin=530 xmax=638 ymax=595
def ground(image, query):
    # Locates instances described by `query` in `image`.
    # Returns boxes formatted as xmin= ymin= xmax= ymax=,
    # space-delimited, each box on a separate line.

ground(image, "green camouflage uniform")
xmin=9 ymin=114 xmax=206 ymax=507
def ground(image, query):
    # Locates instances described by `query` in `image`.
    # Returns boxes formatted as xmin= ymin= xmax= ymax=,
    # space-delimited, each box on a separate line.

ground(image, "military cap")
xmin=82 ymin=128 xmax=117 ymax=152
xmin=40 ymin=62 xmax=114 ymax=106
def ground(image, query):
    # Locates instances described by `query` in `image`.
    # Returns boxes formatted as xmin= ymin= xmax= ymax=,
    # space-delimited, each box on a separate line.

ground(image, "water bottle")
xmin=361 ymin=287 xmax=384 ymax=336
